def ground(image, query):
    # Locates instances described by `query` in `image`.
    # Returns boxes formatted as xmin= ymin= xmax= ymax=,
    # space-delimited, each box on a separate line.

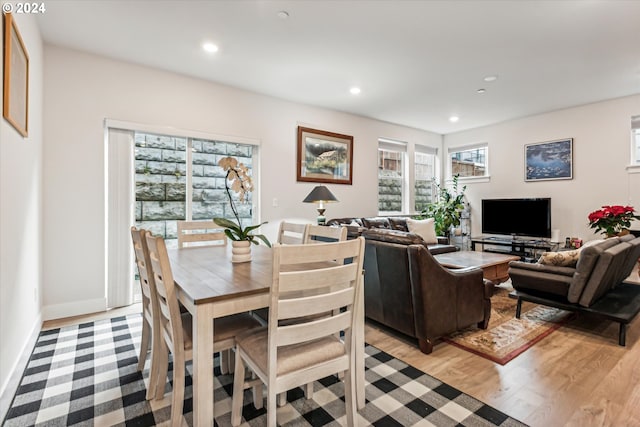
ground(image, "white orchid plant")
xmin=213 ymin=156 xmax=271 ymax=247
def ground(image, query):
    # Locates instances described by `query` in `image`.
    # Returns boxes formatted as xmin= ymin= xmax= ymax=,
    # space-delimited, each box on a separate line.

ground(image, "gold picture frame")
xmin=3 ymin=13 xmax=29 ymax=137
xmin=296 ymin=126 xmax=353 ymax=185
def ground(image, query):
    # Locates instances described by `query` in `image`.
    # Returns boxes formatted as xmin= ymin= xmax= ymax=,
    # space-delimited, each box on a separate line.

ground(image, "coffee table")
xmin=434 ymin=251 xmax=520 ymax=285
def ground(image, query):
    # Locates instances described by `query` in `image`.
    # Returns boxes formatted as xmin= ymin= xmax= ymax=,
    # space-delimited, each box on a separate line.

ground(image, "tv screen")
xmin=482 ymin=198 xmax=551 ymax=238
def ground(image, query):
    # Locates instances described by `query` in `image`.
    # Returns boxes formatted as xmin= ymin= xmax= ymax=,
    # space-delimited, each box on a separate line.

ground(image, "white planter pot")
xmin=231 ymin=240 xmax=252 ymax=263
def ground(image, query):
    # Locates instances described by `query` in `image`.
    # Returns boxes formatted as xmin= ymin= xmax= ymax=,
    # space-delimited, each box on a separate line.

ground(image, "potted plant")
xmin=588 ymin=205 xmax=640 ymax=237
xmin=213 ymin=157 xmax=270 ymax=261
xmin=419 ymin=174 xmax=467 ymax=238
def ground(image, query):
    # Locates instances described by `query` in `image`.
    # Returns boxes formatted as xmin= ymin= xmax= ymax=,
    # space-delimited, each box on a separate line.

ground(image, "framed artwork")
xmin=524 ymin=138 xmax=573 ymax=181
xmin=297 ymin=126 xmax=353 ymax=185
xmin=3 ymin=13 xmax=29 ymax=137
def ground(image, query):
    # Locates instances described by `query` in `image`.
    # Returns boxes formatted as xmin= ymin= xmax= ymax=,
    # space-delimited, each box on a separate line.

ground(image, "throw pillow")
xmin=538 ymin=249 xmax=581 ymax=267
xmin=406 ymin=217 xmax=438 ymax=244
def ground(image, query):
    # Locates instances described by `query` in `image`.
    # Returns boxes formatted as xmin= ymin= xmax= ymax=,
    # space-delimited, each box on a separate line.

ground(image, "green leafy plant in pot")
xmin=419 ymin=174 xmax=467 ymax=237
xmin=213 ymin=156 xmax=271 ymax=247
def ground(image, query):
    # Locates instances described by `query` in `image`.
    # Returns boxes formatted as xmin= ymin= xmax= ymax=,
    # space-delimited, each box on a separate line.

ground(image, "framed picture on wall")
xmin=524 ymin=138 xmax=573 ymax=181
xmin=3 ymin=13 xmax=29 ymax=137
xmin=297 ymin=126 xmax=353 ymax=185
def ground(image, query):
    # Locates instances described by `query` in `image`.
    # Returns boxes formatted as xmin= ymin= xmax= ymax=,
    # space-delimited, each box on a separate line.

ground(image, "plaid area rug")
xmin=3 ymin=314 xmax=527 ymax=426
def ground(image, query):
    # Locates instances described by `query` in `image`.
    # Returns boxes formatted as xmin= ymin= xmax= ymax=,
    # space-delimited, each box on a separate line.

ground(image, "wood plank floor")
xmin=43 ymin=267 xmax=640 ymax=426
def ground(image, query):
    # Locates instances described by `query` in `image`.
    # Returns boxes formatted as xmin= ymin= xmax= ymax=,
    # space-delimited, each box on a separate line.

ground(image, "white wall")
xmin=42 ymin=45 xmax=442 ymax=320
xmin=444 ymin=94 xmax=640 ymax=243
xmin=0 ymin=15 xmax=43 ymax=405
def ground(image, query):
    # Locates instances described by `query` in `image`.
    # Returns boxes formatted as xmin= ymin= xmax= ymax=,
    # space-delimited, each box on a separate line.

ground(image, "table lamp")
xmin=303 ymin=185 xmax=338 ymax=225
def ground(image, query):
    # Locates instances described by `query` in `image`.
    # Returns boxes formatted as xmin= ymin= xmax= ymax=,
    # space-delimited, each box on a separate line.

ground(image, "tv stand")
xmin=471 ymin=236 xmax=559 ymax=261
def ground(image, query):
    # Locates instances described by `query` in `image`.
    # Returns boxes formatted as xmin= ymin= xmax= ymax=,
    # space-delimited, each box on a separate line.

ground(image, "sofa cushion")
xmin=567 ymin=238 xmax=621 ymax=303
xmin=388 ymin=217 xmax=409 ymax=232
xmin=362 ymin=228 xmax=423 ymax=245
xmin=406 ymin=217 xmax=438 ymax=244
xmin=361 ymin=217 xmax=390 ymax=229
xmin=538 ymin=249 xmax=581 ymax=267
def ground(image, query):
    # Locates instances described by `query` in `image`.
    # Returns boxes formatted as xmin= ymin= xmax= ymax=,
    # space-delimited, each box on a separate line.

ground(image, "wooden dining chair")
xmin=277 ymin=221 xmax=308 ymax=245
xmin=176 ymin=220 xmax=227 ymax=248
xmin=145 ymin=233 xmax=263 ymax=427
xmin=231 ymin=237 xmax=366 ymax=427
xmin=130 ymin=227 xmax=162 ymax=401
xmin=303 ymin=224 xmax=347 ymax=244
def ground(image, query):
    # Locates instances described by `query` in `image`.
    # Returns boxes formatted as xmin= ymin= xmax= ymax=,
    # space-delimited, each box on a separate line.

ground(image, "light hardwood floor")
xmin=43 ymin=267 xmax=640 ymax=427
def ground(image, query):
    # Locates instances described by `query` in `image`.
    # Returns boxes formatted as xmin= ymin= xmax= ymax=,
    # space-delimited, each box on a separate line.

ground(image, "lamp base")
xmin=317 ymin=208 xmax=326 ymax=225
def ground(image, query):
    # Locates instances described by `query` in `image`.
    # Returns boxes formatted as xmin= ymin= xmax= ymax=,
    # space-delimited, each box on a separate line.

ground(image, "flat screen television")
xmin=482 ymin=198 xmax=551 ymax=238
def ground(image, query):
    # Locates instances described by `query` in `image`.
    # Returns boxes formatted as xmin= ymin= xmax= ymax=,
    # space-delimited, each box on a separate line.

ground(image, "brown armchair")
xmin=362 ymin=229 xmax=491 ymax=354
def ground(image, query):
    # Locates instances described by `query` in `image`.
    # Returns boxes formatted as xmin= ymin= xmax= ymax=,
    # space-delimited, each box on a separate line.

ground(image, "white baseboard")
xmin=43 ymin=298 xmax=107 ymax=322
xmin=0 ymin=313 xmax=41 ymax=423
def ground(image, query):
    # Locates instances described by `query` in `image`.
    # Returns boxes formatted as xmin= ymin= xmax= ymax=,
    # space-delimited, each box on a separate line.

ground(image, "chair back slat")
xmin=303 ymin=225 xmax=347 ymax=244
xmin=278 ymin=221 xmax=308 ymax=245
xmin=278 ymin=240 xmax=358 ymax=265
xmin=131 ymin=227 xmax=154 ymax=310
xmin=278 ymin=287 xmax=354 ymax=319
xmin=279 ymin=264 xmax=358 ymax=293
xmin=177 ymin=220 xmax=227 ymax=248
xmin=276 ymin=312 xmax=352 ymax=347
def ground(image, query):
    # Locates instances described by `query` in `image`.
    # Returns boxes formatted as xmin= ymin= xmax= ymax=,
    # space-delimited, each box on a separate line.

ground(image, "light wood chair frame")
xmin=277 ymin=221 xmax=308 ymax=245
xmin=177 ymin=220 xmax=227 ymax=248
xmin=303 ymin=224 xmax=347 ymax=244
xmin=231 ymin=237 xmax=365 ymax=427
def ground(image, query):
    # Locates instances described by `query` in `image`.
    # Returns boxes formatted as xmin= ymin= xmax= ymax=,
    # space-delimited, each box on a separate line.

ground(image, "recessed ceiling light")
xmin=449 ymin=116 xmax=459 ymax=123
xmin=477 ymin=88 xmax=486 ymax=94
xmin=277 ymin=10 xmax=290 ymax=19
xmin=202 ymin=43 xmax=219 ymax=53
xmin=349 ymin=87 xmax=361 ymax=95
xmin=483 ymin=75 xmax=498 ymax=82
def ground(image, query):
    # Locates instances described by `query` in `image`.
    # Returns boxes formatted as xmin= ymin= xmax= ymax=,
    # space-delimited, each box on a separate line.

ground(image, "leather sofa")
xmin=361 ymin=228 xmax=492 ymax=354
xmin=326 ymin=216 xmax=456 ymax=254
xmin=508 ymin=234 xmax=640 ymax=345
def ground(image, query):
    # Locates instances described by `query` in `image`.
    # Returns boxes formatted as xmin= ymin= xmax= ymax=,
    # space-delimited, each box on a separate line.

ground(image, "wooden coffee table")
xmin=434 ymin=251 xmax=520 ymax=285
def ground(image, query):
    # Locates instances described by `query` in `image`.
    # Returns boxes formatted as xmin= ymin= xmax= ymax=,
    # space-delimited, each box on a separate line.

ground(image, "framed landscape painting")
xmin=525 ymin=138 xmax=573 ymax=181
xmin=297 ymin=126 xmax=353 ymax=185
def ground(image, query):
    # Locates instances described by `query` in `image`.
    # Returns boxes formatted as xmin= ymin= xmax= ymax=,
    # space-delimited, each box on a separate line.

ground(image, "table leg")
xmin=192 ymin=304 xmax=214 ymax=426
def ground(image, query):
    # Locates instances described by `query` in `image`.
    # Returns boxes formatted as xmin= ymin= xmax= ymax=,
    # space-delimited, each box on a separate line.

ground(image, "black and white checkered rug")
xmin=3 ymin=314 xmax=527 ymax=426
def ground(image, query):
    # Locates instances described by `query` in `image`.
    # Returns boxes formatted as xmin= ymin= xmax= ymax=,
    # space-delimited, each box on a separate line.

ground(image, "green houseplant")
xmin=213 ymin=156 xmax=271 ymax=247
xmin=419 ymin=174 xmax=467 ymax=237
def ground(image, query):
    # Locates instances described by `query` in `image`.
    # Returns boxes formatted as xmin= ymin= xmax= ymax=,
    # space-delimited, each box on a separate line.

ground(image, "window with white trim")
xmin=632 ymin=116 xmax=640 ymax=164
xmin=448 ymin=143 xmax=488 ymax=178
xmin=378 ymin=139 xmax=406 ymax=213
xmin=414 ymin=145 xmax=437 ymax=212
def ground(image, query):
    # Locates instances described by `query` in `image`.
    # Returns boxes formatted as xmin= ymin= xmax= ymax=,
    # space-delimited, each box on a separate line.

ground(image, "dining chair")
xmin=130 ymin=227 xmax=162 ymax=401
xmin=176 ymin=220 xmax=227 ymax=248
xmin=303 ymin=224 xmax=347 ymax=244
xmin=231 ymin=237 xmax=366 ymax=427
xmin=277 ymin=221 xmax=308 ymax=244
xmin=145 ymin=233 xmax=263 ymax=427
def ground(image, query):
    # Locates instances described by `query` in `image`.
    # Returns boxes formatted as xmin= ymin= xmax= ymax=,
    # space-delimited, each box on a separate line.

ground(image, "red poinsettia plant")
xmin=588 ymin=205 xmax=640 ymax=237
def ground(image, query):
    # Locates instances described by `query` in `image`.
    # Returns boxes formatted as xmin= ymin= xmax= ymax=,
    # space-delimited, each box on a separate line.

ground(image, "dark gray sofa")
xmin=508 ymin=234 xmax=640 ymax=345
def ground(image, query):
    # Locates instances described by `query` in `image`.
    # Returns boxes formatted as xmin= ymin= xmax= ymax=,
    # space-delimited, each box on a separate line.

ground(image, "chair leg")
xmin=137 ymin=318 xmax=151 ymax=372
xmin=268 ymin=387 xmax=278 ymax=427
xmin=151 ymin=341 xmax=169 ymax=400
xmin=171 ymin=352 xmax=185 ymax=427
xmin=220 ymin=350 xmax=229 ymax=375
xmin=231 ymin=349 xmax=247 ymax=426
xmin=418 ymin=338 xmax=433 ymax=354
xmin=251 ymin=371 xmax=263 ymax=409
xmin=343 ymin=368 xmax=356 ymax=427
xmin=145 ymin=325 xmax=160 ymax=401
xmin=304 ymin=382 xmax=314 ymax=399
xmin=278 ymin=392 xmax=287 ymax=407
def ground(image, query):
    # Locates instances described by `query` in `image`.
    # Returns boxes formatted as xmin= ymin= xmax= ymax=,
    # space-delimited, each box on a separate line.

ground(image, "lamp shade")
xmin=302 ymin=186 xmax=339 ymax=204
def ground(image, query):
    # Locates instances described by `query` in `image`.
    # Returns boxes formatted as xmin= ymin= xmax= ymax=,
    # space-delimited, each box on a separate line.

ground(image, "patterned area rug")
xmin=3 ymin=314 xmax=527 ymax=426
xmin=443 ymin=286 xmax=575 ymax=365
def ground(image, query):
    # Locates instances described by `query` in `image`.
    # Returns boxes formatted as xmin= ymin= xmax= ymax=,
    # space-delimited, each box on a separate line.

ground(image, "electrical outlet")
xmin=272 ymin=198 xmax=278 ymax=207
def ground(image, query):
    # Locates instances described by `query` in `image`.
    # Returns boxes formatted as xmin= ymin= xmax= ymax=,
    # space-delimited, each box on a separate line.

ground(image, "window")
xmin=135 ymin=132 xmax=256 ymax=248
xmin=633 ymin=116 xmax=640 ymax=164
xmin=378 ymin=139 xmax=406 ymax=213
xmin=414 ymin=145 xmax=437 ymax=212
xmin=448 ymin=143 xmax=488 ymax=178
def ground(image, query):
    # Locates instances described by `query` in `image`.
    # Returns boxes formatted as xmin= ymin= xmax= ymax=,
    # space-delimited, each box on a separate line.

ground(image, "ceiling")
xmin=35 ymin=0 xmax=640 ymax=134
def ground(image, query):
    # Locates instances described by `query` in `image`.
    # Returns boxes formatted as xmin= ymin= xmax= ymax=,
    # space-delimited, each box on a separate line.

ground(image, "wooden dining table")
xmin=167 ymin=243 xmax=366 ymax=426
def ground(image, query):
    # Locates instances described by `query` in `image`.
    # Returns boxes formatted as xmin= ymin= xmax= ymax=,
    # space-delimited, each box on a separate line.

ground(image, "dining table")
xmin=167 ymin=243 xmax=366 ymax=426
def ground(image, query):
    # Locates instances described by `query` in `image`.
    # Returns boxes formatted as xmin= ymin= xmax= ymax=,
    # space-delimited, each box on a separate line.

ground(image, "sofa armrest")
xmin=509 ymin=260 xmax=576 ymax=277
